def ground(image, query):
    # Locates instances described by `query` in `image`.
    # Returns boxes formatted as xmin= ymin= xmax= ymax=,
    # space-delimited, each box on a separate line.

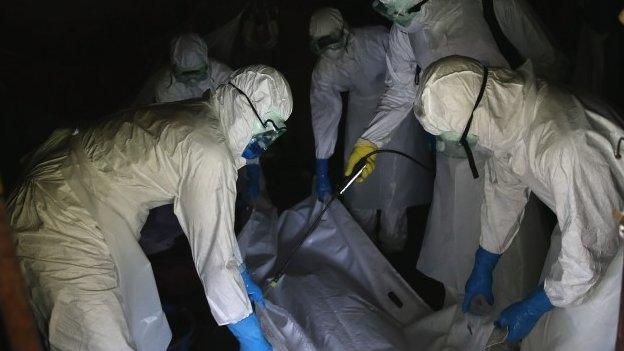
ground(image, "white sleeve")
xmin=310 ymin=61 xmax=349 ymax=159
xmin=494 ymin=0 xmax=569 ymax=81
xmin=155 ymin=70 xmax=183 ymax=103
xmin=133 ymin=67 xmax=168 ymax=106
xmin=544 ymin=146 xmax=620 ymax=307
xmin=173 ymin=145 xmax=251 ymax=325
xmin=361 ymin=26 xmax=418 ymax=147
xmin=480 ymin=157 xmax=531 ymax=254
xmin=210 ymin=60 xmax=234 ymax=86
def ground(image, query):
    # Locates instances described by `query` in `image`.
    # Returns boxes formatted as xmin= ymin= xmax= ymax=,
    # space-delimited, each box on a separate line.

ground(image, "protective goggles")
xmin=173 ymin=65 xmax=209 ymax=84
xmin=242 ymin=126 xmax=287 ymax=159
xmin=309 ymin=28 xmax=349 ymax=55
xmin=228 ymin=83 xmax=287 ymax=159
xmin=460 ymin=65 xmax=489 ymax=179
xmin=372 ymin=0 xmax=431 ymax=27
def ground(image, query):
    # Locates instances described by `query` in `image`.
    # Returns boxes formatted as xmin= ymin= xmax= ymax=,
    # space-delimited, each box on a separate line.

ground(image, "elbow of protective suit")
xmin=227 ymin=313 xmax=273 ymax=351
xmin=543 ymin=265 xmax=604 ymax=308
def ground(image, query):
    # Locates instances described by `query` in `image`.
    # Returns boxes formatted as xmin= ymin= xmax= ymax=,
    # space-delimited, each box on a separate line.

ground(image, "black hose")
xmin=353 ymin=149 xmax=434 ymax=175
xmin=267 ymin=148 xmax=433 ymax=287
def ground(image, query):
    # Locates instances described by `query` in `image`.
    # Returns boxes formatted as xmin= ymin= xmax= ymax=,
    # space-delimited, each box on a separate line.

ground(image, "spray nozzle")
xmin=338 ymin=158 xmax=369 ymax=195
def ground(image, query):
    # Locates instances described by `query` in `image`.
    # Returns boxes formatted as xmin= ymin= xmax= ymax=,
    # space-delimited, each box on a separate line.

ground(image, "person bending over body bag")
xmin=415 ymin=55 xmax=623 ymax=344
xmin=8 ymin=65 xmax=292 ymax=351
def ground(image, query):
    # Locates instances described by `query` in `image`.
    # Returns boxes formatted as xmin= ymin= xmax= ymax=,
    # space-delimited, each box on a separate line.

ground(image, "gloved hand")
xmin=462 ymin=246 xmax=501 ymax=313
xmin=227 ymin=313 xmax=273 ymax=351
xmin=241 ymin=268 xmax=265 ymax=308
xmin=496 ymin=284 xmax=554 ymax=343
xmin=315 ymin=158 xmax=332 ymax=201
xmin=245 ymin=164 xmax=261 ymax=203
xmin=344 ymin=138 xmax=378 ymax=183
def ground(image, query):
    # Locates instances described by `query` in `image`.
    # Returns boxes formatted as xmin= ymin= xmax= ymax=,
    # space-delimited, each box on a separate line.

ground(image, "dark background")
xmin=1 ymin=0 xmax=622 ymax=349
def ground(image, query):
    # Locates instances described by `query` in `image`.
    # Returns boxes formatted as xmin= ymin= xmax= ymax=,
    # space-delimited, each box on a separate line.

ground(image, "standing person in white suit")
xmin=417 ymin=55 xmax=623 ymax=348
xmin=133 ymin=33 xmax=232 ymax=106
xmin=310 ymin=7 xmax=433 ymax=253
xmin=344 ymin=0 xmax=568 ymax=294
xmin=136 ymin=33 xmax=262 ymax=251
xmin=8 ymin=65 xmax=292 ymax=351
xmin=154 ymin=33 xmax=233 ymax=103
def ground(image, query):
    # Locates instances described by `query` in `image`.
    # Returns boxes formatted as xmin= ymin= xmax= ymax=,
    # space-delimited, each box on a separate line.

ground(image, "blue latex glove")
xmin=315 ymin=159 xmax=332 ymax=201
xmin=227 ymin=313 xmax=273 ymax=351
xmin=496 ymin=284 xmax=554 ymax=343
xmin=462 ymin=247 xmax=501 ymax=313
xmin=241 ymin=269 xmax=265 ymax=308
xmin=245 ymin=164 xmax=261 ymax=203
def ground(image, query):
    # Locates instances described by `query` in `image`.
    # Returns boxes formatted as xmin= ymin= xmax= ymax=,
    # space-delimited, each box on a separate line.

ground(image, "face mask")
xmin=228 ymin=83 xmax=288 ymax=159
xmin=436 ymin=131 xmax=478 ymax=159
xmin=372 ymin=0 xmax=430 ymax=27
xmin=460 ymin=65 xmax=489 ymax=179
xmin=241 ymin=124 xmax=287 ymax=159
xmin=310 ymin=28 xmax=349 ymax=56
xmin=174 ymin=65 xmax=209 ymax=86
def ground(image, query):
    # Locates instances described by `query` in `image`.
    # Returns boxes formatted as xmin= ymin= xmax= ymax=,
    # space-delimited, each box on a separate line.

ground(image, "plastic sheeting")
xmin=238 ymin=197 xmax=507 ymax=350
xmin=239 ymin=196 xmax=620 ymax=350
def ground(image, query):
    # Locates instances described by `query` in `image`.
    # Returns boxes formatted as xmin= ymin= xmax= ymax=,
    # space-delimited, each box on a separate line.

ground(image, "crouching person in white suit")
xmin=8 ymin=65 xmax=292 ymax=350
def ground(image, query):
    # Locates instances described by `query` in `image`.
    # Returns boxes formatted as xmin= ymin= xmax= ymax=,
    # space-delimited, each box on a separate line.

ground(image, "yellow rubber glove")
xmin=344 ymin=138 xmax=378 ymax=183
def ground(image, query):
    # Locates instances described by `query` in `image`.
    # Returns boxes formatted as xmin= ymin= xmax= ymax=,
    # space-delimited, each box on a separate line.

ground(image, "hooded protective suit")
xmin=416 ymin=56 xmax=623 ymax=347
xmin=310 ymin=8 xmax=432 ymax=252
xmin=8 ymin=65 xmax=292 ymax=350
xmin=154 ymin=33 xmax=233 ymax=103
xmin=358 ymin=0 xmax=566 ymax=291
xmin=363 ymin=0 xmax=568 ymax=146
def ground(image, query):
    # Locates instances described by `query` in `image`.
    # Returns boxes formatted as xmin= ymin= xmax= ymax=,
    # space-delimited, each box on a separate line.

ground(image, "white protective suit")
xmin=415 ymin=56 xmax=623 ymax=347
xmin=360 ymin=0 xmax=567 ymax=292
xmin=154 ymin=33 xmax=233 ymax=103
xmin=310 ymin=8 xmax=432 ymax=252
xmin=8 ymin=65 xmax=293 ymax=350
